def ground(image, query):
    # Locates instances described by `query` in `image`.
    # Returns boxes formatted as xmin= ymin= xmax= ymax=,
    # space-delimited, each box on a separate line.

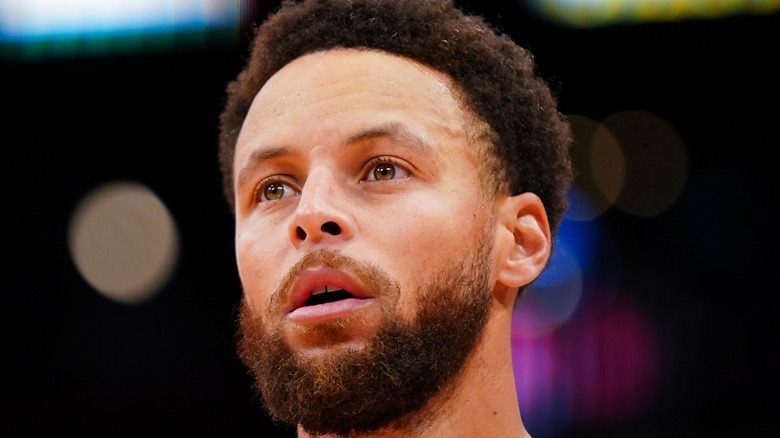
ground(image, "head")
xmin=219 ymin=0 xmax=571 ymax=233
xmin=220 ymin=0 xmax=571 ymax=436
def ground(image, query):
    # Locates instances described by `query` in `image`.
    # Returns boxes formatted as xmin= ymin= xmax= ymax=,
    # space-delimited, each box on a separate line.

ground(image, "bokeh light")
xmin=567 ymin=114 xmax=625 ymax=221
xmin=567 ymin=111 xmax=688 ymax=219
xmin=513 ymin=197 xmax=659 ymax=437
xmin=68 ymin=181 xmax=179 ymax=304
xmin=513 ymin=292 xmax=661 ymax=438
xmin=604 ymin=111 xmax=688 ymax=217
xmin=563 ymin=294 xmax=661 ymax=427
xmin=523 ymin=0 xmax=780 ymax=28
xmin=0 ymin=0 xmax=243 ymax=59
xmin=516 ymin=243 xmax=584 ymax=335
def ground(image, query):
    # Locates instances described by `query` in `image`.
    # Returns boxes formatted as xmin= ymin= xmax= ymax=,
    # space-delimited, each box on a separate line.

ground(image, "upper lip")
xmin=286 ymin=267 xmax=370 ymax=313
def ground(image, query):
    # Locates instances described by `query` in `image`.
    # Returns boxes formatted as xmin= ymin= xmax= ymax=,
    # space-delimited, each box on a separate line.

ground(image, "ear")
xmin=494 ymin=192 xmax=551 ymax=290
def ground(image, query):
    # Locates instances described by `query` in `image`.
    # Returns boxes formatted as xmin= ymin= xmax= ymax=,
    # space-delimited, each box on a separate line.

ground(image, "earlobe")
xmin=495 ymin=193 xmax=551 ymax=290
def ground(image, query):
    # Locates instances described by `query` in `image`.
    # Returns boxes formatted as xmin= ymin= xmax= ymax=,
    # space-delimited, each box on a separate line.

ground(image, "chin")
xmin=282 ymin=313 xmax=385 ymax=353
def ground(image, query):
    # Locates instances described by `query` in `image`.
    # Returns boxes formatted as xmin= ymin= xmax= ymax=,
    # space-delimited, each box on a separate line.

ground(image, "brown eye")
xmin=373 ymin=163 xmax=396 ymax=181
xmin=360 ymin=157 xmax=410 ymax=184
xmin=264 ymin=182 xmax=286 ymax=201
xmin=257 ymin=181 xmax=298 ymax=203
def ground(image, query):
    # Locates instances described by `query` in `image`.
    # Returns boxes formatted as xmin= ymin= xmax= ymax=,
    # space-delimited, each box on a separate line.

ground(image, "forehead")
xmin=254 ymin=48 xmax=460 ymax=114
xmin=233 ymin=49 xmax=480 ymax=183
xmin=242 ymin=49 xmax=471 ymax=136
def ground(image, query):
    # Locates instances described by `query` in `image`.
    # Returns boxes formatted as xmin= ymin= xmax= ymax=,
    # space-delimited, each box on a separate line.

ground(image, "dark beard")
xmin=236 ymin=234 xmax=493 ymax=437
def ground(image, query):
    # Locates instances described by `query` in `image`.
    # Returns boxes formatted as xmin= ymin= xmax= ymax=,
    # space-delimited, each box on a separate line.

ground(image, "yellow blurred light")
xmin=604 ymin=111 xmax=688 ymax=217
xmin=529 ymin=0 xmax=780 ymax=27
xmin=567 ymin=115 xmax=626 ymax=221
xmin=68 ymin=181 xmax=179 ymax=305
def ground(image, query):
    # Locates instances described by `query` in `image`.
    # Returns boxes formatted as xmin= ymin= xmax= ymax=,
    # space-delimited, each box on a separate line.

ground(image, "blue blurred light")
xmin=1 ymin=0 xmax=242 ymax=58
xmin=1 ymin=0 xmax=240 ymax=40
xmin=554 ymin=218 xmax=602 ymax=274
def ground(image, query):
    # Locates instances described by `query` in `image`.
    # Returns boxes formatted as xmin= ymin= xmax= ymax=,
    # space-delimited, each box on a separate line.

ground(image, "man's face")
xmin=232 ymin=49 xmax=500 ymax=433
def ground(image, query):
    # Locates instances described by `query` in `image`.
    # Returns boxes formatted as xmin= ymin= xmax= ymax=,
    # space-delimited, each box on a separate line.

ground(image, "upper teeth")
xmin=312 ymin=285 xmax=337 ymax=295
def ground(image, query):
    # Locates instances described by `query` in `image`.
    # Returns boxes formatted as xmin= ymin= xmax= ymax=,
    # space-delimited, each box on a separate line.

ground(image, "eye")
xmin=254 ymin=180 xmax=299 ymax=203
xmin=373 ymin=163 xmax=396 ymax=181
xmin=361 ymin=158 xmax=410 ymax=183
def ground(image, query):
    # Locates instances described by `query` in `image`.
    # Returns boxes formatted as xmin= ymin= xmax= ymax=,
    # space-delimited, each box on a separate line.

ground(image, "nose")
xmin=288 ymin=167 xmax=355 ymax=247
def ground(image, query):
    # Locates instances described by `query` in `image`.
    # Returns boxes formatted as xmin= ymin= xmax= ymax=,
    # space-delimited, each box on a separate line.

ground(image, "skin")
xmin=233 ymin=49 xmax=551 ymax=438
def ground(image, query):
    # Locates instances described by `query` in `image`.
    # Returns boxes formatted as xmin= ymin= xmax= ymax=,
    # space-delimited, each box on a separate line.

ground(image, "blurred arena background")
xmin=2 ymin=0 xmax=778 ymax=436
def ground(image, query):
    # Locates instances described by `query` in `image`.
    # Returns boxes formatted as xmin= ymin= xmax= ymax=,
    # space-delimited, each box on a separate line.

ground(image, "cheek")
xmin=396 ymin=192 xmax=486 ymax=250
xmin=235 ymin=225 xmax=289 ymax=309
xmin=370 ymin=192 xmax=489 ymax=308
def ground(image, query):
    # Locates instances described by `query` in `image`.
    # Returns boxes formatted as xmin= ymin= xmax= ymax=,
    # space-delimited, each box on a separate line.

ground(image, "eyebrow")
xmin=346 ymin=122 xmax=437 ymax=160
xmin=236 ymin=146 xmax=294 ymax=192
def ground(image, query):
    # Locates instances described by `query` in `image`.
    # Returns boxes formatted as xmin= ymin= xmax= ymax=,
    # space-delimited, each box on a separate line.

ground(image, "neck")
xmin=297 ymin=307 xmax=530 ymax=438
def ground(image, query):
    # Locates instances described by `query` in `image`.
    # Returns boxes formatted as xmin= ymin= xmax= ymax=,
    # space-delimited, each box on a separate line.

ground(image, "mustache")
xmin=267 ymin=249 xmax=399 ymax=316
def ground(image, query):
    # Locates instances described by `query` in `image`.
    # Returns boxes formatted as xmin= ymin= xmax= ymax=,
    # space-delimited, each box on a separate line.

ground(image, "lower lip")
xmin=287 ymin=297 xmax=375 ymax=323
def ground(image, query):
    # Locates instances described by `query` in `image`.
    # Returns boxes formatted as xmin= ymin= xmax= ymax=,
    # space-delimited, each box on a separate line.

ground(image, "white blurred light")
xmin=68 ymin=181 xmax=179 ymax=305
xmin=1 ymin=0 xmax=240 ymax=39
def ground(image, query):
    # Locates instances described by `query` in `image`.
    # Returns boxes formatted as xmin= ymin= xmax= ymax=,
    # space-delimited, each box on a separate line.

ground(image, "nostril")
xmin=321 ymin=221 xmax=341 ymax=235
xmin=296 ymin=226 xmax=307 ymax=240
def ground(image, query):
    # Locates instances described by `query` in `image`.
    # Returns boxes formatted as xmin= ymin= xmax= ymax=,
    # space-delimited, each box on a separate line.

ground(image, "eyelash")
xmin=253 ymin=176 xmax=299 ymax=204
xmin=252 ymin=156 xmax=411 ymax=204
xmin=360 ymin=156 xmax=410 ymax=183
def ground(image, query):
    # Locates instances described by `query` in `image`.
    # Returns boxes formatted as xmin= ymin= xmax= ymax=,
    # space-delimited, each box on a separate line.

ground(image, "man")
xmin=218 ymin=0 xmax=571 ymax=437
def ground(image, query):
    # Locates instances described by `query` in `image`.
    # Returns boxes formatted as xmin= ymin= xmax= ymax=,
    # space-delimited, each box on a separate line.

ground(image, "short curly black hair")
xmin=219 ymin=0 xmax=572 ymax=232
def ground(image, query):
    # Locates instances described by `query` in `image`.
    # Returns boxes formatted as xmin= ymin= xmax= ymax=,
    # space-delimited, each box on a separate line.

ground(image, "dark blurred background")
xmin=3 ymin=0 xmax=778 ymax=436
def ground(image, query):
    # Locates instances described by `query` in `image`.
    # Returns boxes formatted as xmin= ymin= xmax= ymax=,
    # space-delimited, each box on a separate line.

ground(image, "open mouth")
xmin=287 ymin=278 xmax=374 ymax=323
xmin=304 ymin=285 xmax=356 ymax=307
